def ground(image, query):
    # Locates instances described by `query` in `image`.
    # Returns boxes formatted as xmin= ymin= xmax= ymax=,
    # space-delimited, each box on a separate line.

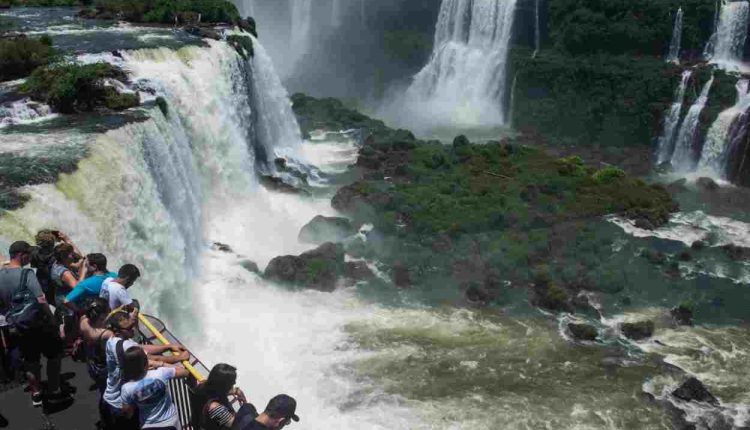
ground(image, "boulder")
xmin=691 ymin=240 xmax=707 ymax=250
xmin=298 ymin=215 xmax=355 ymax=244
xmin=259 ymin=175 xmax=310 ymax=196
xmin=720 ymin=244 xmax=750 ymax=261
xmin=677 ymin=250 xmax=693 ymax=262
xmin=391 ymin=263 xmax=411 ymax=288
xmin=665 ymin=178 xmax=687 ymax=193
xmin=620 ymin=320 xmax=655 ymax=340
xmin=534 ymin=284 xmax=572 ymax=312
xmin=696 ymin=177 xmax=719 ymax=191
xmin=670 ymin=305 xmax=693 ymax=326
xmin=568 ymin=323 xmax=598 ymax=341
xmin=465 ymin=284 xmax=493 ymax=306
xmin=212 ymin=242 xmax=233 ymax=253
xmin=239 ymin=260 xmax=260 ymax=274
xmin=343 ymin=261 xmax=375 ymax=283
xmin=264 ymin=242 xmax=345 ymax=292
xmin=672 ymin=377 xmax=719 ymax=405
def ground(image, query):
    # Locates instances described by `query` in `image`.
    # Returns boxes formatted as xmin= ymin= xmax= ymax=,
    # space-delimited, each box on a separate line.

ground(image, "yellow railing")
xmin=137 ymin=313 xmax=206 ymax=382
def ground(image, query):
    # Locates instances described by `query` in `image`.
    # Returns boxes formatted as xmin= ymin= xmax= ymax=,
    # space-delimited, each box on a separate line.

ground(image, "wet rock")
xmin=634 ymin=217 xmax=656 ymax=230
xmin=391 ymin=263 xmax=411 ymax=288
xmin=331 ymin=181 xmax=391 ymax=213
xmin=642 ymin=249 xmax=667 ymax=265
xmin=672 ymin=377 xmax=719 ymax=405
xmin=677 ymin=250 xmax=693 ymax=262
xmin=533 ymin=284 xmax=572 ymax=312
xmin=719 ymin=244 xmax=750 ymax=261
xmin=185 ymin=25 xmax=221 ymax=40
xmin=298 ymin=215 xmax=355 ymax=244
xmin=696 ymin=177 xmax=719 ymax=191
xmin=571 ymin=294 xmax=602 ymax=318
xmin=670 ymin=305 xmax=693 ymax=326
xmin=212 ymin=242 xmax=233 ymax=253
xmin=567 ymin=323 xmax=598 ymax=341
xmin=259 ymin=175 xmax=310 ymax=196
xmin=665 ymin=178 xmax=687 ymax=193
xmin=274 ymin=157 xmax=287 ymax=171
xmin=620 ymin=320 xmax=655 ymax=340
xmin=238 ymin=17 xmax=257 ymax=37
xmin=264 ymin=242 xmax=345 ymax=292
xmin=239 ymin=260 xmax=260 ymax=274
xmin=343 ymin=261 xmax=375 ymax=283
xmin=691 ymin=240 xmax=707 ymax=250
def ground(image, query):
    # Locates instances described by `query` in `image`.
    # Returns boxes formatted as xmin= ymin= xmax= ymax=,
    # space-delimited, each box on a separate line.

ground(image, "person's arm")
xmin=141 ymin=344 xmax=174 ymax=355
xmin=56 ymin=232 xmax=83 ymax=260
xmin=151 ymin=349 xmax=190 ymax=365
xmin=60 ymin=270 xmax=79 ymax=289
xmin=207 ymin=402 xmax=236 ymax=428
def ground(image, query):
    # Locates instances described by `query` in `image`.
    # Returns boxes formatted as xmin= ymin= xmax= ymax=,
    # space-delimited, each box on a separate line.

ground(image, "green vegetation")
xmin=3 ymin=0 xmax=84 ymax=6
xmin=21 ymin=62 xmax=139 ymax=113
xmin=84 ymin=0 xmax=240 ymax=24
xmin=0 ymin=35 xmax=55 ymax=82
xmin=226 ymin=34 xmax=253 ymax=60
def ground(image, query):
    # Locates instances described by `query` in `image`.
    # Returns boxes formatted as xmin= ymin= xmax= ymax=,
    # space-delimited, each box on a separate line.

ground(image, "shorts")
xmin=17 ymin=325 xmax=63 ymax=363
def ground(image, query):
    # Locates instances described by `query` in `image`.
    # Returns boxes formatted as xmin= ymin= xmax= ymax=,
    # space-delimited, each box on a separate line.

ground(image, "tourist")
xmin=100 ymin=264 xmax=141 ymax=311
xmin=191 ymin=363 xmax=252 ymax=429
xmin=30 ymin=230 xmax=58 ymax=304
xmin=0 ymin=241 xmax=70 ymax=406
xmin=79 ymin=298 xmax=111 ymax=393
xmin=51 ymin=242 xmax=87 ymax=344
xmin=65 ymin=253 xmax=117 ymax=312
xmin=121 ymin=346 xmax=189 ymax=430
xmin=102 ymin=309 xmax=188 ymax=430
xmin=238 ymin=395 xmax=300 ymax=430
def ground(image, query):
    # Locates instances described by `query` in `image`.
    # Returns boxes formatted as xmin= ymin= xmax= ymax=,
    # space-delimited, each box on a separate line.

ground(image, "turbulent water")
xmin=3 ymin=6 xmax=750 ymax=430
xmin=387 ymin=0 xmax=518 ymax=132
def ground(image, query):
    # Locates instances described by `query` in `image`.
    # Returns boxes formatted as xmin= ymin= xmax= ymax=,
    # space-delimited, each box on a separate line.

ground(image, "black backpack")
xmin=6 ymin=269 xmax=48 ymax=331
xmin=30 ymin=250 xmax=55 ymax=305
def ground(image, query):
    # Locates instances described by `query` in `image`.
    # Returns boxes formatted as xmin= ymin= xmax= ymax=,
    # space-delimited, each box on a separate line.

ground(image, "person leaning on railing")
xmin=191 ymin=363 xmax=254 ymax=430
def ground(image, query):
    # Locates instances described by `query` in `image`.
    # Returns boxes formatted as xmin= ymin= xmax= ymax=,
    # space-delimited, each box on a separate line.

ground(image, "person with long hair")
xmin=121 ymin=346 xmax=189 ymax=430
xmin=191 ymin=363 xmax=252 ymax=430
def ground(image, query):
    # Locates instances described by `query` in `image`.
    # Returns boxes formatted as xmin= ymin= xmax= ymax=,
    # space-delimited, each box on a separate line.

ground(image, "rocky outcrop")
xmin=672 ymin=377 xmax=719 ymax=405
xmin=298 ymin=215 xmax=355 ymax=244
xmin=239 ymin=259 xmax=260 ymax=274
xmin=259 ymin=175 xmax=310 ymax=196
xmin=720 ymin=244 xmax=750 ymax=261
xmin=670 ymin=305 xmax=693 ymax=326
xmin=391 ymin=263 xmax=411 ymax=288
xmin=568 ymin=323 xmax=598 ymax=341
xmin=620 ymin=320 xmax=655 ymax=340
xmin=696 ymin=177 xmax=719 ymax=191
xmin=343 ymin=261 xmax=375 ymax=284
xmin=264 ymin=242 xmax=345 ymax=292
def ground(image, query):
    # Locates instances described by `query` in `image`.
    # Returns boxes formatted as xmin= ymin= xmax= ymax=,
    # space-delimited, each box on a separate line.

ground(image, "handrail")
xmin=138 ymin=313 xmax=206 ymax=382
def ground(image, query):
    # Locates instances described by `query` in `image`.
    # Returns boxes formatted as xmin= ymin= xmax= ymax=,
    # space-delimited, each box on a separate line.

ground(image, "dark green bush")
xmin=0 ymin=35 xmax=55 ymax=82
xmin=226 ymin=34 xmax=253 ymax=59
xmin=21 ymin=62 xmax=139 ymax=113
xmin=93 ymin=0 xmax=240 ymax=24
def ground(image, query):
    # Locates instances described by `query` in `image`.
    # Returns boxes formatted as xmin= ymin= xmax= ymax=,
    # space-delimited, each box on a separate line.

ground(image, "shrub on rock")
xmin=0 ymin=35 xmax=55 ymax=82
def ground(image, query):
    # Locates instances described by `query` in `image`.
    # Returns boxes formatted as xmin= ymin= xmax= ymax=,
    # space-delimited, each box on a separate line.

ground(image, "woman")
xmin=191 ymin=364 xmax=253 ymax=429
xmin=79 ymin=298 xmax=111 ymax=393
xmin=121 ymin=346 xmax=189 ymax=430
xmin=50 ymin=242 xmax=86 ymax=344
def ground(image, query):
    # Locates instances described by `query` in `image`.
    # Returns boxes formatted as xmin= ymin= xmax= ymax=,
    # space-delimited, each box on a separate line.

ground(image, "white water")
xmin=0 ymin=98 xmax=56 ymax=128
xmin=289 ymin=0 xmax=314 ymax=71
xmin=395 ymin=0 xmax=518 ymax=131
xmin=698 ymin=79 xmax=750 ymax=176
xmin=657 ymin=70 xmax=692 ymax=164
xmin=706 ymin=0 xmax=750 ymax=70
xmin=667 ymin=7 xmax=683 ymax=64
xmin=671 ymin=76 xmax=715 ymax=170
xmin=532 ymin=0 xmax=540 ymax=58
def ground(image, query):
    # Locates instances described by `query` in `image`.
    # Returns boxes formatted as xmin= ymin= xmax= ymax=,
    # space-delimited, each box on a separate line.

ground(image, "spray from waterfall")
xmin=396 ymin=0 xmax=518 ymax=131
xmin=705 ymin=0 xmax=749 ymax=70
xmin=667 ymin=7 xmax=683 ymax=64
xmin=698 ymin=79 xmax=750 ymax=176
xmin=289 ymin=0 xmax=313 ymax=69
xmin=671 ymin=75 xmax=715 ymax=170
xmin=657 ymin=70 xmax=692 ymax=164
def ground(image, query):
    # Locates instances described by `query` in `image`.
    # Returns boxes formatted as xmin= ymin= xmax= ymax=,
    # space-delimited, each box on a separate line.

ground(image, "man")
xmin=102 ymin=310 xmax=188 ymax=430
xmin=100 ymin=264 xmax=141 ymax=311
xmin=64 ymin=253 xmax=116 ymax=312
xmin=239 ymin=395 xmax=300 ymax=430
xmin=0 ymin=241 xmax=70 ymax=406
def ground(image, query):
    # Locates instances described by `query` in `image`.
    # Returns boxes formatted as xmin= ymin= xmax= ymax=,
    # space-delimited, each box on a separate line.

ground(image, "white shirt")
xmin=100 ymin=277 xmax=133 ymax=310
xmin=103 ymin=336 xmax=140 ymax=409
xmin=122 ymin=367 xmax=179 ymax=428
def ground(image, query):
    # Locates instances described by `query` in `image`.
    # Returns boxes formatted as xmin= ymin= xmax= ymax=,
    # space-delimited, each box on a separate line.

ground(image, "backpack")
xmin=6 ymin=269 xmax=48 ymax=331
xmin=31 ymin=250 xmax=55 ymax=305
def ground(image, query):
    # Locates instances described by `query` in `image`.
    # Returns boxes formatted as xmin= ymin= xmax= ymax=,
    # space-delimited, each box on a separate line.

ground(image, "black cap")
xmin=9 ymin=241 xmax=33 ymax=257
xmin=266 ymin=394 xmax=299 ymax=422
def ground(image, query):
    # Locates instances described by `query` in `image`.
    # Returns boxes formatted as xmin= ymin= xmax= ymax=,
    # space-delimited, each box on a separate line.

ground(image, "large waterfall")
xmin=670 ymin=76 xmax=715 ymax=170
xmin=399 ymin=0 xmax=518 ymax=130
xmin=705 ymin=0 xmax=750 ymax=69
xmin=289 ymin=0 xmax=314 ymax=70
xmin=657 ymin=70 xmax=692 ymax=164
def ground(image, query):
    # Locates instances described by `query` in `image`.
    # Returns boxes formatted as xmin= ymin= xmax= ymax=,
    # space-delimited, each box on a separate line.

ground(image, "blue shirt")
xmin=121 ymin=367 xmax=179 ymax=429
xmin=65 ymin=272 xmax=117 ymax=305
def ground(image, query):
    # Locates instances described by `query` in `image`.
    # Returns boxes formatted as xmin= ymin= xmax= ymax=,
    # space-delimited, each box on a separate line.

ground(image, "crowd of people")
xmin=0 ymin=230 xmax=299 ymax=430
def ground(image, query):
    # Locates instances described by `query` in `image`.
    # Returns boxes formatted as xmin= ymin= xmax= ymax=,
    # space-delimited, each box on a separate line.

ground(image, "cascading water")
xmin=671 ymin=76 xmax=715 ymax=170
xmin=697 ymin=79 xmax=750 ymax=176
xmin=667 ymin=7 xmax=683 ymax=64
xmin=235 ymin=0 xmax=254 ymax=18
xmin=657 ymin=70 xmax=692 ymax=164
xmin=289 ymin=0 xmax=313 ymax=69
xmin=705 ymin=0 xmax=750 ymax=69
xmin=532 ymin=0 xmax=541 ymax=58
xmin=399 ymin=0 xmax=518 ymax=130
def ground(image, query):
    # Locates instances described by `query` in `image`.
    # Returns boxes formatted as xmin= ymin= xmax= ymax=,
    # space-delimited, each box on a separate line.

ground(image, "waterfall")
xmin=532 ymin=0 xmax=540 ymax=58
xmin=667 ymin=7 xmax=683 ymax=64
xmin=289 ymin=0 xmax=314 ymax=68
xmin=705 ymin=0 xmax=750 ymax=69
xmin=402 ymin=0 xmax=518 ymax=129
xmin=235 ymin=0 xmax=254 ymax=17
xmin=331 ymin=0 xmax=343 ymax=27
xmin=246 ymin=35 xmax=304 ymax=168
xmin=671 ymin=75 xmax=715 ymax=170
xmin=657 ymin=70 xmax=692 ymax=164
xmin=698 ymin=79 xmax=750 ymax=176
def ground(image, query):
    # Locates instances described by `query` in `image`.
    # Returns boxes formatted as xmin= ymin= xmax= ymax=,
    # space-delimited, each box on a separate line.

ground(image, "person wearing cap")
xmin=64 ymin=253 xmax=117 ymax=312
xmin=242 ymin=394 xmax=300 ymax=430
xmin=0 ymin=241 xmax=70 ymax=407
xmin=102 ymin=309 xmax=188 ymax=430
